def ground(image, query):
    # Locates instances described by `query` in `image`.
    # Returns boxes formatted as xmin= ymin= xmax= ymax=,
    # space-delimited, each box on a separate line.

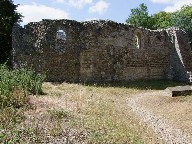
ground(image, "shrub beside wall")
xmin=0 ymin=64 xmax=45 ymax=108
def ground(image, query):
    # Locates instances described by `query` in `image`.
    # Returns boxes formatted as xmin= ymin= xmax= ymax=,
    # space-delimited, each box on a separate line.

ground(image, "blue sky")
xmin=14 ymin=0 xmax=192 ymax=24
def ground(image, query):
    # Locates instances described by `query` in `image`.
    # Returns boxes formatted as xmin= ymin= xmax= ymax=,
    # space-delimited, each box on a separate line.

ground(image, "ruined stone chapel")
xmin=12 ymin=19 xmax=192 ymax=82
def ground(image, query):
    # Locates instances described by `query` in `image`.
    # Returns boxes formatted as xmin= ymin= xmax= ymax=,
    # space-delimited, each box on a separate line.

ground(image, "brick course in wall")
xmin=12 ymin=19 xmax=192 ymax=82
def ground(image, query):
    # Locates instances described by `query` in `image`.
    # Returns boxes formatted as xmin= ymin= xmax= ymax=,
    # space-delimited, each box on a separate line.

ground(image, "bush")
xmin=0 ymin=64 xmax=45 ymax=108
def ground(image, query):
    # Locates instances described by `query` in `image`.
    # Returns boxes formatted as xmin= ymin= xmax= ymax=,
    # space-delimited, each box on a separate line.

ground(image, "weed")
xmin=0 ymin=63 xmax=45 ymax=143
xmin=47 ymin=109 xmax=72 ymax=120
xmin=0 ymin=64 xmax=45 ymax=108
xmin=46 ymin=109 xmax=71 ymax=136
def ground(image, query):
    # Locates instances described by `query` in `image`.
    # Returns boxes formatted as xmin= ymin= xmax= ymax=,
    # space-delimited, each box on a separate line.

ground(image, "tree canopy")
xmin=126 ymin=4 xmax=192 ymax=30
xmin=126 ymin=3 xmax=152 ymax=29
xmin=172 ymin=5 xmax=192 ymax=46
xmin=172 ymin=5 xmax=192 ymax=31
xmin=0 ymin=0 xmax=22 ymax=64
xmin=151 ymin=11 xmax=172 ymax=29
xmin=126 ymin=4 xmax=192 ymax=46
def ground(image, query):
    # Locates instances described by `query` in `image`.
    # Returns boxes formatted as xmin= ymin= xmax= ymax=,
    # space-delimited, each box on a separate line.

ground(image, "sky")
xmin=14 ymin=0 xmax=192 ymax=25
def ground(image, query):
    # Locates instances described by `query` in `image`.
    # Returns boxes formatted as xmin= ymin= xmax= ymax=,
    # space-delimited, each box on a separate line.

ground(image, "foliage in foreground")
xmin=0 ymin=64 xmax=45 ymax=143
xmin=0 ymin=64 xmax=45 ymax=108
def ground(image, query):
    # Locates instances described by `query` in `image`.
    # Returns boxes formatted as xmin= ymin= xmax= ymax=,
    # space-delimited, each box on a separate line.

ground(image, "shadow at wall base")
xmin=45 ymin=78 xmax=186 ymax=90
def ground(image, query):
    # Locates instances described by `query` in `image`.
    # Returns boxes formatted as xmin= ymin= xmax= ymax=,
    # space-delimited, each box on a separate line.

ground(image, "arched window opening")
xmin=56 ymin=30 xmax=66 ymax=40
xmin=133 ymin=32 xmax=141 ymax=49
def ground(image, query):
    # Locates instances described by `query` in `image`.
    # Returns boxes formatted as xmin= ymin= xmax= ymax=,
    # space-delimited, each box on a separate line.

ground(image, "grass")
xmin=138 ymin=90 xmax=192 ymax=140
xmin=0 ymin=64 xmax=187 ymax=143
xmin=29 ymin=82 xmax=148 ymax=143
xmin=23 ymin=80 xmax=185 ymax=143
xmin=77 ymin=93 xmax=142 ymax=143
xmin=0 ymin=64 xmax=45 ymax=143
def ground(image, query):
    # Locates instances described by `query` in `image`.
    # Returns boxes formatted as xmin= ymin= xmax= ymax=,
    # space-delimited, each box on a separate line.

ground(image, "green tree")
xmin=0 ymin=0 xmax=22 ymax=64
xmin=151 ymin=11 xmax=172 ymax=29
xmin=172 ymin=5 xmax=192 ymax=30
xmin=126 ymin=3 xmax=192 ymax=46
xmin=172 ymin=5 xmax=192 ymax=45
xmin=126 ymin=3 xmax=152 ymax=29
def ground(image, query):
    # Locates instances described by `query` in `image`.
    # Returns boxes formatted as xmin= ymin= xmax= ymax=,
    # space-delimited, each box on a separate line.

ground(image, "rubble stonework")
xmin=12 ymin=19 xmax=192 ymax=82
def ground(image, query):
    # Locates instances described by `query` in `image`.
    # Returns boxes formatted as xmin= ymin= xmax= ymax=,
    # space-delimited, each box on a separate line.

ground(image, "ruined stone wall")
xmin=13 ymin=20 xmax=81 ymax=81
xmin=79 ymin=21 xmax=171 ymax=82
xmin=166 ymin=28 xmax=192 ymax=82
xmin=12 ymin=19 xmax=192 ymax=82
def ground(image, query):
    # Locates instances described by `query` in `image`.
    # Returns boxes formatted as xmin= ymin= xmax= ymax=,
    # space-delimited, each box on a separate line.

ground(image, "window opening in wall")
xmin=56 ymin=30 xmax=66 ymax=40
xmin=133 ymin=32 xmax=141 ymax=49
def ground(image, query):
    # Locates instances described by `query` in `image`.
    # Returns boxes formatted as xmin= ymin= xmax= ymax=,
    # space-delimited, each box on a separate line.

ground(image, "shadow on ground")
xmin=83 ymin=80 xmax=186 ymax=90
xmin=50 ymin=80 xmax=186 ymax=90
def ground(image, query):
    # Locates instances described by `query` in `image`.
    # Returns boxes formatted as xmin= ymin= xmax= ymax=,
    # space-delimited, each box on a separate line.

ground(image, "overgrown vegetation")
xmin=0 ymin=64 xmax=45 ymax=143
xmin=0 ymin=64 xmax=45 ymax=108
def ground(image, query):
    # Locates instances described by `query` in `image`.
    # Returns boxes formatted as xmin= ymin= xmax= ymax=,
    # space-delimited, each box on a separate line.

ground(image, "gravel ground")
xmin=127 ymin=91 xmax=192 ymax=144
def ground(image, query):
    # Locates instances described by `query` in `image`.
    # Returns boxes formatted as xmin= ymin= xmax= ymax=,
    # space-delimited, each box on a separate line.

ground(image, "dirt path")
xmin=127 ymin=91 xmax=192 ymax=144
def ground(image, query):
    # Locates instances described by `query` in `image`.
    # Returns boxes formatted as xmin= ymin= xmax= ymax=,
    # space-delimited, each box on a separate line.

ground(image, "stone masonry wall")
xmin=12 ymin=19 xmax=192 ymax=82
xmin=166 ymin=28 xmax=192 ymax=82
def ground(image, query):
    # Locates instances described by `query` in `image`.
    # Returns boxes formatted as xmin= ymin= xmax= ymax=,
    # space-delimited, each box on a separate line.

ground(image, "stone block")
xmin=166 ymin=85 xmax=192 ymax=97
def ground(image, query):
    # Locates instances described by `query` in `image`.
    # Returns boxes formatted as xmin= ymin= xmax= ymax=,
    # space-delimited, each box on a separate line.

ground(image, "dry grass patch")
xmin=138 ymin=93 xmax=192 ymax=139
xmin=25 ymin=82 xmax=157 ymax=143
xmin=0 ymin=78 xmax=185 ymax=143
